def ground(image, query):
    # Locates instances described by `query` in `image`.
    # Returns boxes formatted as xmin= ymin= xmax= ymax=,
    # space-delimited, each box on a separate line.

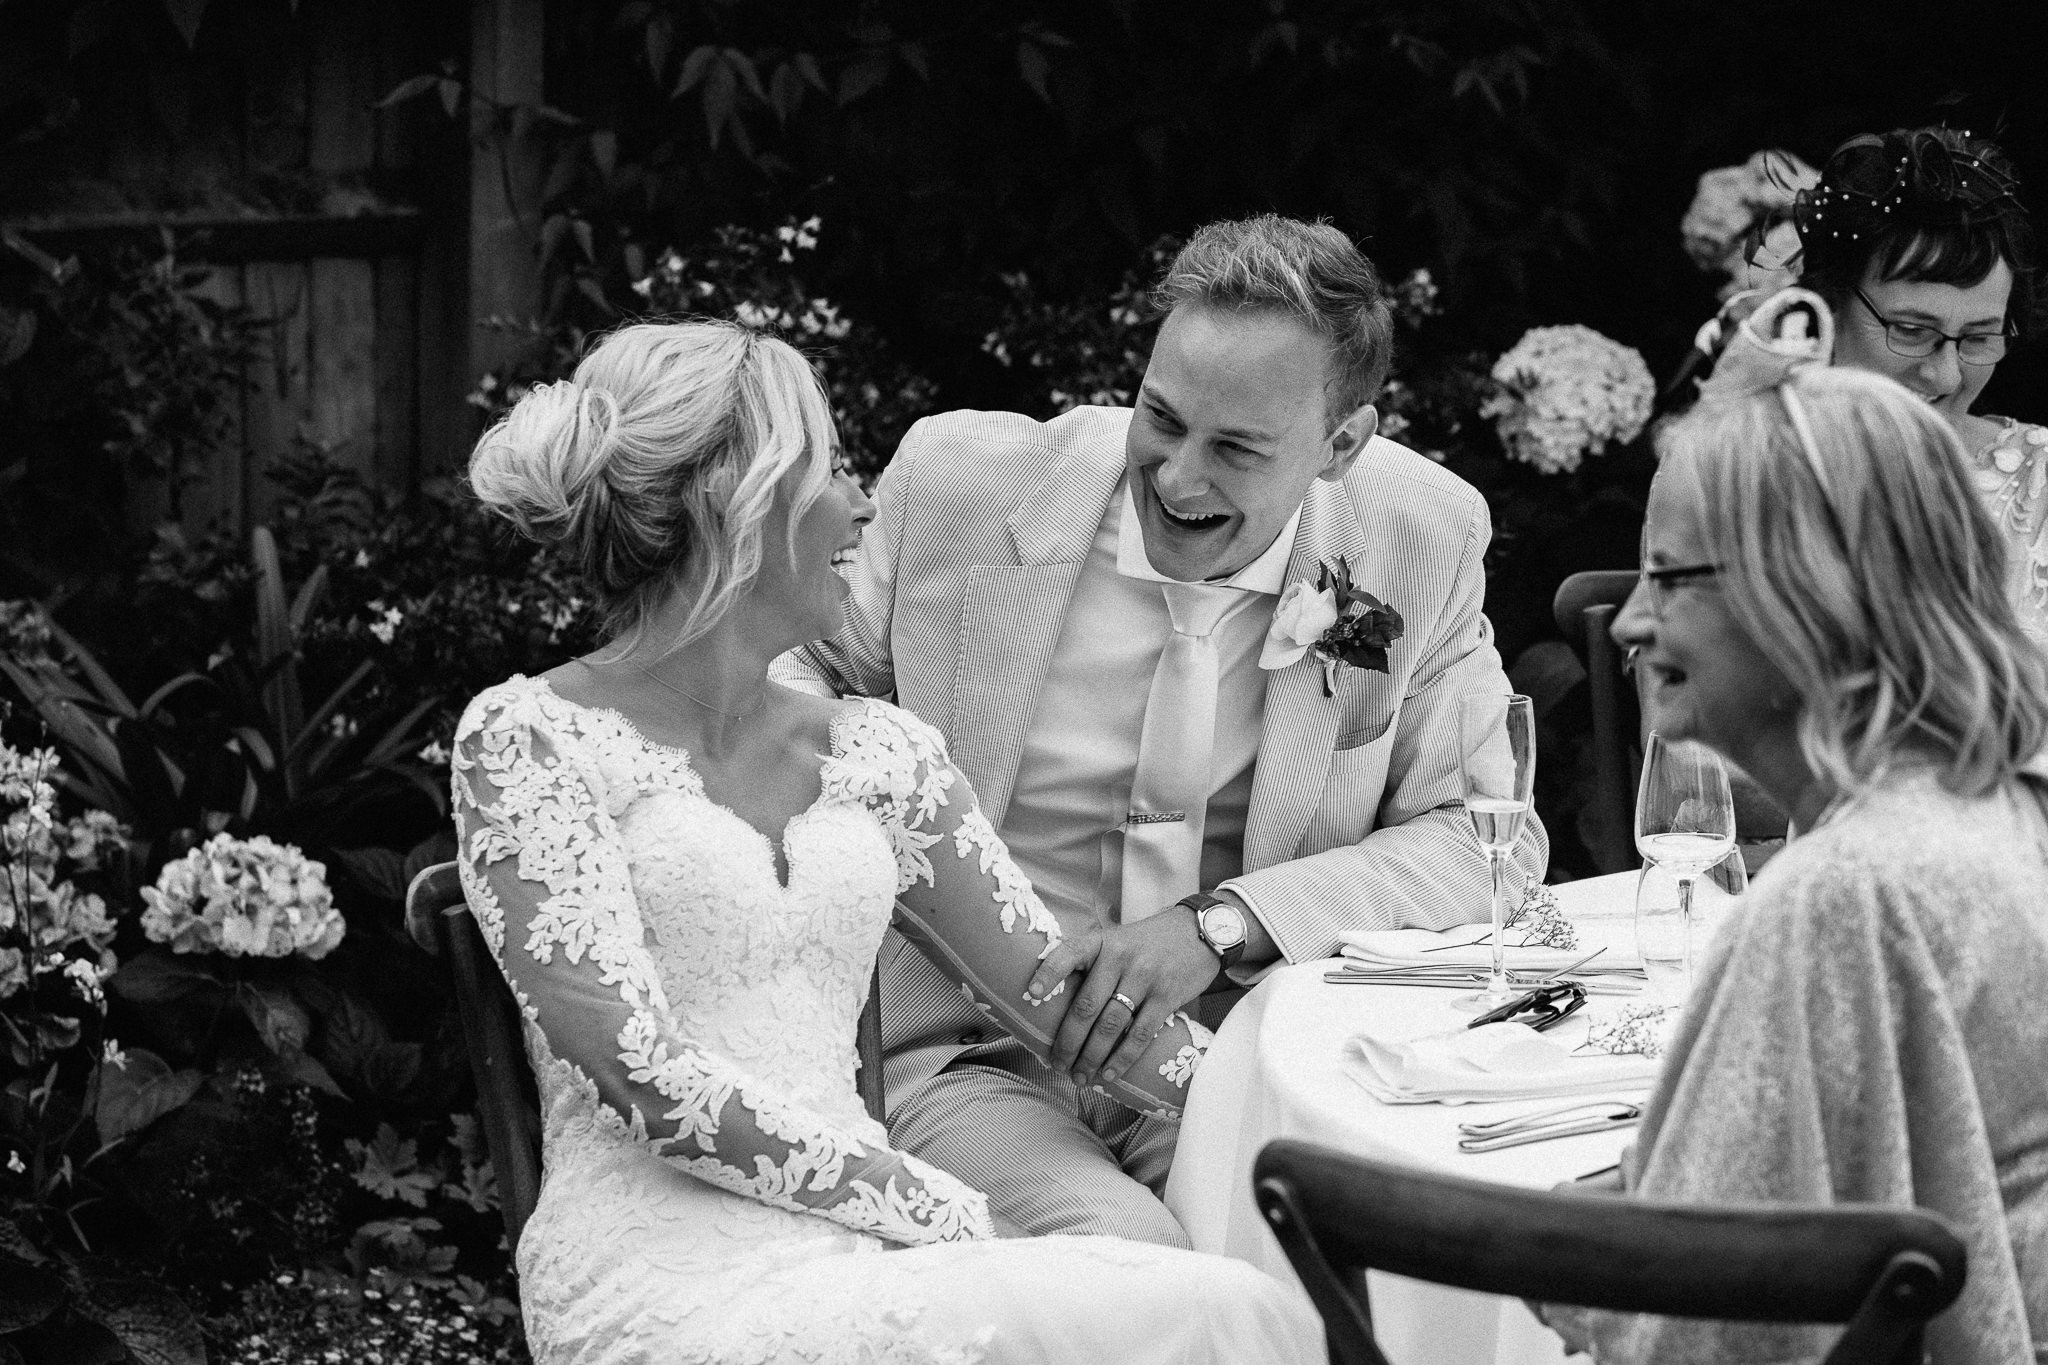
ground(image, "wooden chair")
xmin=404 ymin=861 xmax=892 ymax=1251
xmin=1552 ymin=570 xmax=1642 ymax=873
xmin=1251 ymin=1139 xmax=1966 ymax=1365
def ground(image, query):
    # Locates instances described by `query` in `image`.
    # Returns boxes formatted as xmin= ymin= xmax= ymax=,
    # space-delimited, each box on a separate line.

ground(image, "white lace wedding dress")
xmin=452 ymin=677 xmax=1323 ymax=1365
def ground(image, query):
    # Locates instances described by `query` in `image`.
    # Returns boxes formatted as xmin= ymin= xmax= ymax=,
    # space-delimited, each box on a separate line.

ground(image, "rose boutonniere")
xmin=1258 ymin=557 xmax=1405 ymax=697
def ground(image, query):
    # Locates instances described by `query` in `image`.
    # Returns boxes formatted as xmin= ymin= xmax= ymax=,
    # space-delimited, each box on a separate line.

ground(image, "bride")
xmin=451 ymin=319 xmax=1325 ymax=1364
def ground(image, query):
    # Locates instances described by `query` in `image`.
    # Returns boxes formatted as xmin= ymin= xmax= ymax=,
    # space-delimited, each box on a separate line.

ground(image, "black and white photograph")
xmin=1 ymin=2 xmax=2042 ymax=1362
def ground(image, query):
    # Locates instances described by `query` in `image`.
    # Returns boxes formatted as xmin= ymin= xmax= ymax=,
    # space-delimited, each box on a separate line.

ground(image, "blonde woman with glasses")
xmin=450 ymin=320 xmax=1323 ymax=1364
xmin=1542 ymin=292 xmax=2048 ymax=1363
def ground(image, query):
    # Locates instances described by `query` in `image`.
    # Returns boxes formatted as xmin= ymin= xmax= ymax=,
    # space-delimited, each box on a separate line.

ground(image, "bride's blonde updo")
xmin=468 ymin=320 xmax=835 ymax=655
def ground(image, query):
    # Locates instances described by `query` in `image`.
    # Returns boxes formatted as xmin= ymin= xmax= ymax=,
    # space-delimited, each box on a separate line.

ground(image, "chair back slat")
xmin=1253 ymin=1141 xmax=1965 ymax=1365
xmin=407 ymin=862 xmax=544 ymax=1251
xmin=1552 ymin=571 xmax=1643 ymax=874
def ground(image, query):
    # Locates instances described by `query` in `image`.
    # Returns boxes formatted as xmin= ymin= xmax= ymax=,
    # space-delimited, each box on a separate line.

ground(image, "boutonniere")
xmin=1258 ymin=557 xmax=1405 ymax=697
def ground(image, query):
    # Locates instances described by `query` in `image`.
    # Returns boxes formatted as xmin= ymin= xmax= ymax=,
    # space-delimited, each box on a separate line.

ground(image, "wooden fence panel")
xmin=243 ymin=260 xmax=313 ymax=527
xmin=308 ymin=256 xmax=378 ymax=479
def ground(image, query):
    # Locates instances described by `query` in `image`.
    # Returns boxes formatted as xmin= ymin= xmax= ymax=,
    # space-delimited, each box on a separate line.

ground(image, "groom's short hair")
xmin=1152 ymin=214 xmax=1394 ymax=428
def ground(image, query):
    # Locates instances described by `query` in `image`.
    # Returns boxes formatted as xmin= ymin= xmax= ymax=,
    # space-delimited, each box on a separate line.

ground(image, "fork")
xmin=1455 ymin=1099 xmax=1643 ymax=1153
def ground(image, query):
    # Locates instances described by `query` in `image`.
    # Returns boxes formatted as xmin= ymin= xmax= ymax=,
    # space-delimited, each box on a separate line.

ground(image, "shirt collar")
xmin=1114 ymin=478 xmax=1302 ymax=596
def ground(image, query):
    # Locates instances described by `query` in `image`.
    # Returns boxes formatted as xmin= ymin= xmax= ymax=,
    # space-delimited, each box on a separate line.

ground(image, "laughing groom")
xmin=774 ymin=214 xmax=1547 ymax=1245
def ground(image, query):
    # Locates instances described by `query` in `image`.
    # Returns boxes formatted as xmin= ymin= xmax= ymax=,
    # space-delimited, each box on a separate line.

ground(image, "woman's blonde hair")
xmin=1661 ymin=363 xmax=2048 ymax=799
xmin=467 ymin=320 xmax=835 ymax=655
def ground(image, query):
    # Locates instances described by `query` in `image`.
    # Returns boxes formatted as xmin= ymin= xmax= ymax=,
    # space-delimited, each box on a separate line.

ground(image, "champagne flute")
xmin=1633 ymin=734 xmax=1736 ymax=997
xmin=1456 ymin=692 xmax=1536 ymax=1011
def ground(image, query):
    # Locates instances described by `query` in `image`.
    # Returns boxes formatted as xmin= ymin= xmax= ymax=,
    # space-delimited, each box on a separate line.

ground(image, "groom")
xmin=775 ymin=214 xmax=1547 ymax=1245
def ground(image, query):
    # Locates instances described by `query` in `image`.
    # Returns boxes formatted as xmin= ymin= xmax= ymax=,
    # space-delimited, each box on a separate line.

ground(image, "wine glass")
xmin=1635 ymin=849 xmax=1746 ymax=1005
xmin=1456 ymin=692 xmax=1535 ymax=1011
xmin=1633 ymin=734 xmax=1736 ymax=998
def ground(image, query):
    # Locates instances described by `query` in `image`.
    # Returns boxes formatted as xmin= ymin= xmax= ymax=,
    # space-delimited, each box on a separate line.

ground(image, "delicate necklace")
xmin=634 ymin=664 xmax=767 ymax=720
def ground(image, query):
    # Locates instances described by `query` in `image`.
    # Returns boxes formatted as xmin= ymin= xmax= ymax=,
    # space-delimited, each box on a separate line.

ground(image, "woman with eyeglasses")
xmin=1793 ymin=125 xmax=2048 ymax=639
xmin=1540 ymin=293 xmax=2048 ymax=1363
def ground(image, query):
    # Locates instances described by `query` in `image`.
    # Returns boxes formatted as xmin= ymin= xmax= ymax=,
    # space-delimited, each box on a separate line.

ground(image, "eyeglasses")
xmin=1467 ymin=980 xmax=1588 ymax=1033
xmin=1852 ymin=286 xmax=2012 ymax=366
xmin=1636 ymin=562 xmax=1720 ymax=618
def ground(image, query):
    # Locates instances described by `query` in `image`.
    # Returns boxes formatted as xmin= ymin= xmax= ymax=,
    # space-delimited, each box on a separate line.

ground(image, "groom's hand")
xmin=1026 ymin=909 xmax=1219 ymax=1088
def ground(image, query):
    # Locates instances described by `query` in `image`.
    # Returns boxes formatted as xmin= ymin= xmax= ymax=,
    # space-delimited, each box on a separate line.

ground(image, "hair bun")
xmin=1696 ymin=286 xmax=1834 ymax=400
xmin=469 ymin=379 xmax=620 ymax=545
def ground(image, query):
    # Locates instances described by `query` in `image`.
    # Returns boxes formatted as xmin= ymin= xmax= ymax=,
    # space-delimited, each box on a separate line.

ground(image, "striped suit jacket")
xmin=773 ymin=405 xmax=1549 ymax=1100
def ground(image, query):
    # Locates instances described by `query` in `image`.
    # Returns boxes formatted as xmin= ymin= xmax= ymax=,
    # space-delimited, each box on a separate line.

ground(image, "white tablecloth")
xmin=1165 ymin=873 xmax=1648 ymax=1365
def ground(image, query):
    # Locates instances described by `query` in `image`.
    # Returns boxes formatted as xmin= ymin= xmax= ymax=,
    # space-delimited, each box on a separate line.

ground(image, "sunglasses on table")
xmin=1466 ymin=980 xmax=1588 ymax=1033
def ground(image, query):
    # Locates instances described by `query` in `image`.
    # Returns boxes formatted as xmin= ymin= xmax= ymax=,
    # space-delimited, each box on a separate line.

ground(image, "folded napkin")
xmin=1337 ymin=926 xmax=1642 ymax=976
xmin=1345 ymin=1020 xmax=1659 ymax=1104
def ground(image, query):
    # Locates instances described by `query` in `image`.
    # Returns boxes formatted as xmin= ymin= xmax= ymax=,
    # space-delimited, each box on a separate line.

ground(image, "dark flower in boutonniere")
xmin=1258 ymin=557 xmax=1405 ymax=697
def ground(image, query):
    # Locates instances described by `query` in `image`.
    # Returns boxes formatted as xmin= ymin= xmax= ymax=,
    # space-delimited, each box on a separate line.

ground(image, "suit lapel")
xmin=948 ymin=443 xmax=1122 ymax=827
xmin=1245 ymin=476 xmax=1378 ymax=870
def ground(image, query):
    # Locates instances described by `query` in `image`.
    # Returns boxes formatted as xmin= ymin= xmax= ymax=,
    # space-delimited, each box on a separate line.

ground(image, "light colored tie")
xmin=1120 ymin=581 xmax=1241 ymax=921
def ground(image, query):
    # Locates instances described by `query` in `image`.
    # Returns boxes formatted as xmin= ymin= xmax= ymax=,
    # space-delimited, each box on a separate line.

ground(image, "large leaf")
xmin=108 ymin=952 xmax=222 ymax=1006
xmin=284 ymin=658 xmax=375 ymax=769
xmin=330 ymin=846 xmax=407 ymax=901
xmin=249 ymin=526 xmax=304 ymax=741
xmin=0 ymin=1253 xmax=63 ymax=1335
xmin=94 ymin=1048 xmax=205 ymax=1145
xmin=42 ymin=617 xmax=135 ymax=718
xmin=162 ymin=0 xmax=210 ymax=48
xmin=77 ymin=1276 xmax=206 ymax=1365
xmin=278 ymin=1048 xmax=346 ymax=1097
xmin=238 ymin=983 xmax=310 ymax=1056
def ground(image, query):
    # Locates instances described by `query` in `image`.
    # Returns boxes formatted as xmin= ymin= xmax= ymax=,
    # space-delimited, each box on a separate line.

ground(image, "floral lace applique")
xmin=452 ymin=679 xmax=994 ymax=1253
xmin=1971 ymin=418 xmax=2048 ymax=635
xmin=826 ymin=701 xmax=1214 ymax=1117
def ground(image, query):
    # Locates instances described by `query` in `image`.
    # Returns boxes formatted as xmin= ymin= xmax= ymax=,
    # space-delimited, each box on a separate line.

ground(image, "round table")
xmin=1163 ymin=873 xmax=1647 ymax=1365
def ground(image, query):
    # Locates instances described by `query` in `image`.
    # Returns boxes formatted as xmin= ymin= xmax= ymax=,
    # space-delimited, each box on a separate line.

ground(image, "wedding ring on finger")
xmin=1111 ymin=992 xmax=1138 ymax=1014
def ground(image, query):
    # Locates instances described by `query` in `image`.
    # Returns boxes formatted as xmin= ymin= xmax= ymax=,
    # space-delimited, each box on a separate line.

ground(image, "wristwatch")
xmin=1179 ymin=892 xmax=1247 ymax=970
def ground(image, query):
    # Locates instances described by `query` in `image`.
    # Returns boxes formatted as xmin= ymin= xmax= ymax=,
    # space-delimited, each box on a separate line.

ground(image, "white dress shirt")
xmin=999 ymin=477 xmax=1300 ymax=927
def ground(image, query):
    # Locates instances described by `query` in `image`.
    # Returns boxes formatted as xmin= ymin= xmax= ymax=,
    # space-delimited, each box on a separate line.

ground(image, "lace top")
xmin=450 ymin=679 xmax=1212 ymax=1252
xmin=1970 ymin=416 xmax=2048 ymax=641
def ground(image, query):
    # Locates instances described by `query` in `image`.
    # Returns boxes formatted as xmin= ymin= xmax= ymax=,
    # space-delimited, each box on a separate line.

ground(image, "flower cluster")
xmin=2 ymin=740 xmax=126 ymax=1004
xmin=0 ymin=599 xmax=53 ymax=660
xmin=981 ymin=237 xmax=1178 ymax=412
xmin=1480 ymin=324 xmax=1653 ymax=475
xmin=1582 ymin=1002 xmax=1675 ymax=1059
xmin=141 ymin=833 xmax=344 ymax=959
xmin=1503 ymin=880 xmax=1576 ymax=951
xmin=1681 ymin=150 xmax=1818 ymax=297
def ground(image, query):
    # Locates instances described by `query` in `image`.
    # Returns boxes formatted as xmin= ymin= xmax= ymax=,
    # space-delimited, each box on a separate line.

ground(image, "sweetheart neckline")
xmin=525 ymin=675 xmax=869 ymax=894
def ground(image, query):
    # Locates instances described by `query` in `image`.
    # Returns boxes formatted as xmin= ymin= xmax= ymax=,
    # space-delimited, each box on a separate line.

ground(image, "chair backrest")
xmin=405 ymin=859 xmax=893 ymax=1252
xmin=406 ymin=862 xmax=545 ymax=1251
xmin=1552 ymin=570 xmax=1642 ymax=873
xmin=1252 ymin=1139 xmax=1966 ymax=1365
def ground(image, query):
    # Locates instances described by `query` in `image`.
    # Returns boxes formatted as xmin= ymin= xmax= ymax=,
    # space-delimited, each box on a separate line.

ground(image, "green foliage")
xmin=0 ymin=240 xmax=267 ymax=583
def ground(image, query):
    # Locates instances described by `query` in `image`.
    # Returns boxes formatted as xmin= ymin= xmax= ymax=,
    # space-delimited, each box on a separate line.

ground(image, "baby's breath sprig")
xmin=1500 ymin=879 xmax=1577 ymax=951
xmin=1580 ymin=1002 xmax=1675 ymax=1059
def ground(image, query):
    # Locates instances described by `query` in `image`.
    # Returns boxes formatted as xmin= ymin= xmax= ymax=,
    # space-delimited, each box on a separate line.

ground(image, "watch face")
xmin=1201 ymin=903 xmax=1247 ymax=949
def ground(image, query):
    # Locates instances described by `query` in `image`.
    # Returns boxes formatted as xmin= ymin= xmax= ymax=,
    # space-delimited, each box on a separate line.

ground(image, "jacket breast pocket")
xmin=1333 ymin=713 xmax=1393 ymax=753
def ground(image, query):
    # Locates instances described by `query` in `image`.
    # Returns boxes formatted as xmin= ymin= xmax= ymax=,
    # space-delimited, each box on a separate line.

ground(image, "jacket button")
xmin=956 ymin=1030 xmax=984 ymax=1045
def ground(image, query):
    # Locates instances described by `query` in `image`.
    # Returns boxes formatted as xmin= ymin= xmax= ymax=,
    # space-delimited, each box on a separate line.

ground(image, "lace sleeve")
xmin=826 ymin=702 xmax=1212 ymax=1118
xmin=450 ymin=689 xmax=993 ymax=1246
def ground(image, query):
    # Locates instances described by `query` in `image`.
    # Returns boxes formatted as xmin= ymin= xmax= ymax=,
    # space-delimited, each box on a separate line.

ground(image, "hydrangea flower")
xmin=141 ymin=833 xmax=345 ymax=960
xmin=1480 ymin=324 xmax=1654 ymax=475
